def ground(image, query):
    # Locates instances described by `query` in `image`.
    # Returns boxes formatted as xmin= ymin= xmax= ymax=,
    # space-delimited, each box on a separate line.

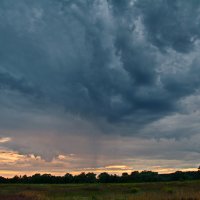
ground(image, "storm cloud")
xmin=0 ymin=0 xmax=200 ymax=174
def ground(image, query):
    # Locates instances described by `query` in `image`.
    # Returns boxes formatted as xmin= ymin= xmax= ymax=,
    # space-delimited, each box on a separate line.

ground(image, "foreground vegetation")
xmin=0 ymin=181 xmax=200 ymax=200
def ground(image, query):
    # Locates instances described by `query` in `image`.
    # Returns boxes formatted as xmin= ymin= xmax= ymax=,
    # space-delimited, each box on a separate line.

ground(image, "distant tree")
xmin=21 ymin=175 xmax=28 ymax=183
xmin=2 ymin=169 xmax=200 ymax=184
xmin=64 ymin=173 xmax=73 ymax=183
xmin=31 ymin=173 xmax=42 ymax=183
xmin=0 ymin=176 xmax=7 ymax=183
xmin=121 ymin=172 xmax=129 ymax=182
xmin=74 ymin=172 xmax=87 ymax=183
xmin=130 ymin=171 xmax=140 ymax=182
xmin=98 ymin=172 xmax=111 ymax=183
xmin=172 ymin=171 xmax=185 ymax=181
xmin=122 ymin=172 xmax=128 ymax=177
xmin=11 ymin=175 xmax=20 ymax=183
xmin=139 ymin=171 xmax=158 ymax=182
xmin=85 ymin=173 xmax=96 ymax=183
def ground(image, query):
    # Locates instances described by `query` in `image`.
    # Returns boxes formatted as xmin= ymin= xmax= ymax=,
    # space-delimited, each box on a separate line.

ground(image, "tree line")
xmin=1 ymin=170 xmax=200 ymax=184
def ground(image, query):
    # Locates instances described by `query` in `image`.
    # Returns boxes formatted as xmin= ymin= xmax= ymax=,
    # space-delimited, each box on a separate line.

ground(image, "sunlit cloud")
xmin=0 ymin=137 xmax=11 ymax=143
xmin=105 ymin=165 xmax=129 ymax=169
xmin=0 ymin=146 xmax=198 ymax=178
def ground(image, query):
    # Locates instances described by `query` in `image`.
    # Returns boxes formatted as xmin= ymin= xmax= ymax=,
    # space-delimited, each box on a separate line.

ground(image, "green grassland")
xmin=0 ymin=181 xmax=200 ymax=200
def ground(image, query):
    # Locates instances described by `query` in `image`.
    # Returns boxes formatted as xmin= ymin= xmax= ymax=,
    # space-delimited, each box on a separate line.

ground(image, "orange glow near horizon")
xmin=0 ymin=148 xmax=198 ymax=178
xmin=0 ymin=167 xmax=198 ymax=178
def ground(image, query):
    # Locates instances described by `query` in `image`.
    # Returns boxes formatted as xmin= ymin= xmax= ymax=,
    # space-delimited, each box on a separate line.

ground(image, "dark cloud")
xmin=0 ymin=71 xmax=41 ymax=97
xmin=136 ymin=0 xmax=200 ymax=53
xmin=162 ymin=62 xmax=200 ymax=99
xmin=1 ymin=1 xmax=200 ymax=172
xmin=0 ymin=0 xmax=200 ymax=137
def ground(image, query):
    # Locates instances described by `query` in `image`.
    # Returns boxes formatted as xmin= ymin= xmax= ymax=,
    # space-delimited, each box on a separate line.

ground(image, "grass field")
xmin=0 ymin=181 xmax=200 ymax=200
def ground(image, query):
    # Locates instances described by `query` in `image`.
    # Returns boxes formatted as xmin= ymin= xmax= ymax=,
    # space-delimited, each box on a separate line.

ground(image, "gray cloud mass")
xmin=0 ymin=0 xmax=200 ymax=172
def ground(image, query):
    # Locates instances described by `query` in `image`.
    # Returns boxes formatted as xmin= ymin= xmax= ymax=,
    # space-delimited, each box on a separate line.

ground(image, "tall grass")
xmin=0 ymin=181 xmax=200 ymax=200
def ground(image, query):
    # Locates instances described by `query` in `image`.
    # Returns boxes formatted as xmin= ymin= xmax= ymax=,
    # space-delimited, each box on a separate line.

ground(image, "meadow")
xmin=0 ymin=181 xmax=200 ymax=200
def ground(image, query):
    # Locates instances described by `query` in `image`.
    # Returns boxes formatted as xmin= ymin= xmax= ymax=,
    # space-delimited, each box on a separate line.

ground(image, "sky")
xmin=0 ymin=0 xmax=200 ymax=177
